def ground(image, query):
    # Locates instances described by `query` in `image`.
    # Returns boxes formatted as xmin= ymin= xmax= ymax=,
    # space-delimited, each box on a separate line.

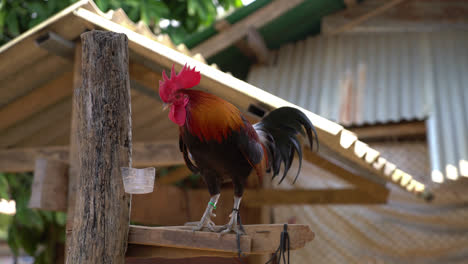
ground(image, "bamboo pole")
xmin=66 ymin=30 xmax=132 ymax=264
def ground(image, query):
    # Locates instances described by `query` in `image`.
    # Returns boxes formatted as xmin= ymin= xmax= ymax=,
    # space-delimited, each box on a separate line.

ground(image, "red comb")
xmin=159 ymin=64 xmax=200 ymax=102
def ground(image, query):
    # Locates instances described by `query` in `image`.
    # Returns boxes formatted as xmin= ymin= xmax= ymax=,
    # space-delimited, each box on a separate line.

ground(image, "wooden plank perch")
xmin=127 ymin=224 xmax=314 ymax=258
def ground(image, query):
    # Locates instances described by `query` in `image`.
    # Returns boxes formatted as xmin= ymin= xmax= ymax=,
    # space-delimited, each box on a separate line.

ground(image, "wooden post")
xmin=65 ymin=40 xmax=81 ymax=260
xmin=66 ymin=30 xmax=132 ymax=264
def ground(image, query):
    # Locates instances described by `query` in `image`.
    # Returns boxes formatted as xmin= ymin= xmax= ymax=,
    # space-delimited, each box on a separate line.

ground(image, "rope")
xmin=265 ymin=224 xmax=291 ymax=264
xmin=234 ymin=208 xmax=247 ymax=264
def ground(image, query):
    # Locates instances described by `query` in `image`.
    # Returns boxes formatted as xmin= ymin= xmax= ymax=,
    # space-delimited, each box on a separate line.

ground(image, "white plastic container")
xmin=121 ymin=167 xmax=155 ymax=194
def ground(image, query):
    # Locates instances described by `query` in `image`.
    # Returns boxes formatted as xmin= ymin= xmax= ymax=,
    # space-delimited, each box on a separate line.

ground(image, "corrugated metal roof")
xmin=247 ymin=32 xmax=468 ymax=183
xmin=427 ymin=32 xmax=468 ymax=181
xmin=183 ymin=0 xmax=346 ymax=79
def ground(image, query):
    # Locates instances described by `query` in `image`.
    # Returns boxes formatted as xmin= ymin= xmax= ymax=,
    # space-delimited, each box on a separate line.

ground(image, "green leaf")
xmin=0 ymin=174 xmax=9 ymax=199
xmin=55 ymin=212 xmax=67 ymax=226
xmin=41 ymin=211 xmax=54 ymax=223
xmin=16 ymin=226 xmax=40 ymax=255
xmin=6 ymin=11 xmax=19 ymax=36
xmin=95 ymin=0 xmax=109 ymax=12
xmin=7 ymin=226 xmax=20 ymax=256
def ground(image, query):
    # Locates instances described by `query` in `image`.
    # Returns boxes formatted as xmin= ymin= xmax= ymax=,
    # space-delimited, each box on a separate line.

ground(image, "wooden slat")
xmin=325 ymin=0 xmax=407 ymax=35
xmin=129 ymin=61 xmax=161 ymax=94
xmin=128 ymin=224 xmax=314 ymax=255
xmin=0 ymin=97 xmax=72 ymax=148
xmin=348 ymin=121 xmax=426 ymax=140
xmin=185 ymin=188 xmax=388 ymax=206
xmin=128 ymin=225 xmax=251 ymax=254
xmin=243 ymin=188 xmax=388 ymax=206
xmin=126 ymin=245 xmax=237 ymax=259
xmin=0 ymin=56 xmax=72 ymax=110
xmin=0 ymin=141 xmax=183 ymax=172
xmin=322 ymin=0 xmax=468 ymax=33
xmin=65 ymin=41 xmax=82 ymax=259
xmin=191 ymin=0 xmax=304 ymax=58
xmin=16 ymin=113 xmax=71 ymax=147
xmin=158 ymin=166 xmax=192 ymax=185
xmin=0 ymin=70 xmax=72 ymax=131
xmin=303 ymin=148 xmax=387 ymax=193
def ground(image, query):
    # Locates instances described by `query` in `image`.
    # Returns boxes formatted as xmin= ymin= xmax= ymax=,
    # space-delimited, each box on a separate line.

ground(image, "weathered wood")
xmin=243 ymin=188 xmax=388 ymax=206
xmin=65 ymin=41 xmax=81 ymax=260
xmin=132 ymin=141 xmax=183 ymax=167
xmin=0 ymin=70 xmax=73 ymax=131
xmin=126 ymin=245 xmax=238 ymax=259
xmin=35 ymin=31 xmax=76 ymax=60
xmin=128 ymin=224 xmax=313 ymax=255
xmin=158 ymin=166 xmax=192 ymax=185
xmin=323 ymin=0 xmax=468 ymax=33
xmin=0 ymin=146 xmax=69 ymax=172
xmin=0 ymin=141 xmax=183 ymax=172
xmin=186 ymin=188 xmax=388 ymax=206
xmin=325 ymin=0 xmax=407 ymax=35
xmin=235 ymin=27 xmax=270 ymax=65
xmin=191 ymin=0 xmax=304 ymax=58
xmin=128 ymin=225 xmax=251 ymax=254
xmin=303 ymin=148 xmax=389 ymax=197
xmin=348 ymin=121 xmax=426 ymax=140
xmin=0 ymin=97 xmax=72 ymax=148
xmin=29 ymin=158 xmax=68 ymax=211
xmin=66 ymin=30 xmax=131 ymax=264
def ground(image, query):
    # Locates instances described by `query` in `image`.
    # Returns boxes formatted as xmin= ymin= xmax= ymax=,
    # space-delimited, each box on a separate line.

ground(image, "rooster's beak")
xmin=162 ymin=103 xmax=170 ymax=111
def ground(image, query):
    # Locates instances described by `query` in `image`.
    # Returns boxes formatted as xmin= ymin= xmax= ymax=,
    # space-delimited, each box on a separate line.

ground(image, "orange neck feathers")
xmin=181 ymin=90 xmax=245 ymax=142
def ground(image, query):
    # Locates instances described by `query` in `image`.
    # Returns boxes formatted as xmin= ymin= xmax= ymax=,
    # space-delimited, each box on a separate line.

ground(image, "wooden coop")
xmin=0 ymin=1 xmax=433 ymax=263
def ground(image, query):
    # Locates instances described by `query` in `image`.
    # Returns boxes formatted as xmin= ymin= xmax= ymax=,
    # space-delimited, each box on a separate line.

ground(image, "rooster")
xmin=158 ymin=64 xmax=318 ymax=235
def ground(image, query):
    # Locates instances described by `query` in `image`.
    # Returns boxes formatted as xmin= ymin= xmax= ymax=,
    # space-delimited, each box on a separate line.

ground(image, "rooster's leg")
xmin=218 ymin=196 xmax=245 ymax=235
xmin=187 ymin=194 xmax=220 ymax=232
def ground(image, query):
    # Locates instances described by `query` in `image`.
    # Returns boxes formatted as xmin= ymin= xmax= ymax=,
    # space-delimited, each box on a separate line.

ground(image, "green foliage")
xmin=0 ymin=0 xmax=76 ymax=45
xmin=0 ymin=0 xmax=244 ymax=46
xmin=0 ymin=172 xmax=66 ymax=264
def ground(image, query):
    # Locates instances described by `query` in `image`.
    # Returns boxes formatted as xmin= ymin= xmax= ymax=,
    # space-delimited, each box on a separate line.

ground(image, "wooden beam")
xmin=192 ymin=0 xmax=303 ymax=58
xmin=203 ymin=188 xmax=387 ymax=206
xmin=66 ymin=31 xmax=131 ymax=264
xmin=126 ymin=244 xmax=238 ymax=258
xmin=158 ymin=166 xmax=192 ymax=185
xmin=129 ymin=225 xmax=251 ymax=254
xmin=326 ymin=0 xmax=407 ymax=35
xmin=0 ymin=97 xmax=72 ymax=148
xmin=35 ymin=31 xmax=76 ymax=60
xmin=126 ymin=245 xmax=239 ymax=259
xmin=303 ymin=148 xmax=388 ymax=196
xmin=323 ymin=0 xmax=468 ymax=33
xmin=235 ymin=27 xmax=270 ymax=65
xmin=215 ymin=19 xmax=271 ymax=65
xmin=0 ymin=146 xmax=69 ymax=172
xmin=65 ymin=41 xmax=82 ymax=259
xmin=0 ymin=55 xmax=72 ymax=107
xmin=128 ymin=224 xmax=314 ymax=255
xmin=0 ymin=141 xmax=183 ymax=172
xmin=347 ymin=121 xmax=426 ymax=141
xmin=244 ymin=188 xmax=388 ymax=206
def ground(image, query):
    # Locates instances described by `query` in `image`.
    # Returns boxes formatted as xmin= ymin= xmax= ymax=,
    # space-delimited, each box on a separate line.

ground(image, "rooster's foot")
xmin=185 ymin=194 xmax=220 ymax=232
xmin=218 ymin=208 xmax=245 ymax=236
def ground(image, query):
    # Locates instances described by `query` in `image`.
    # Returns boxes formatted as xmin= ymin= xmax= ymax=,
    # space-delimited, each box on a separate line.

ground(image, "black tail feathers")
xmin=254 ymin=107 xmax=318 ymax=184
